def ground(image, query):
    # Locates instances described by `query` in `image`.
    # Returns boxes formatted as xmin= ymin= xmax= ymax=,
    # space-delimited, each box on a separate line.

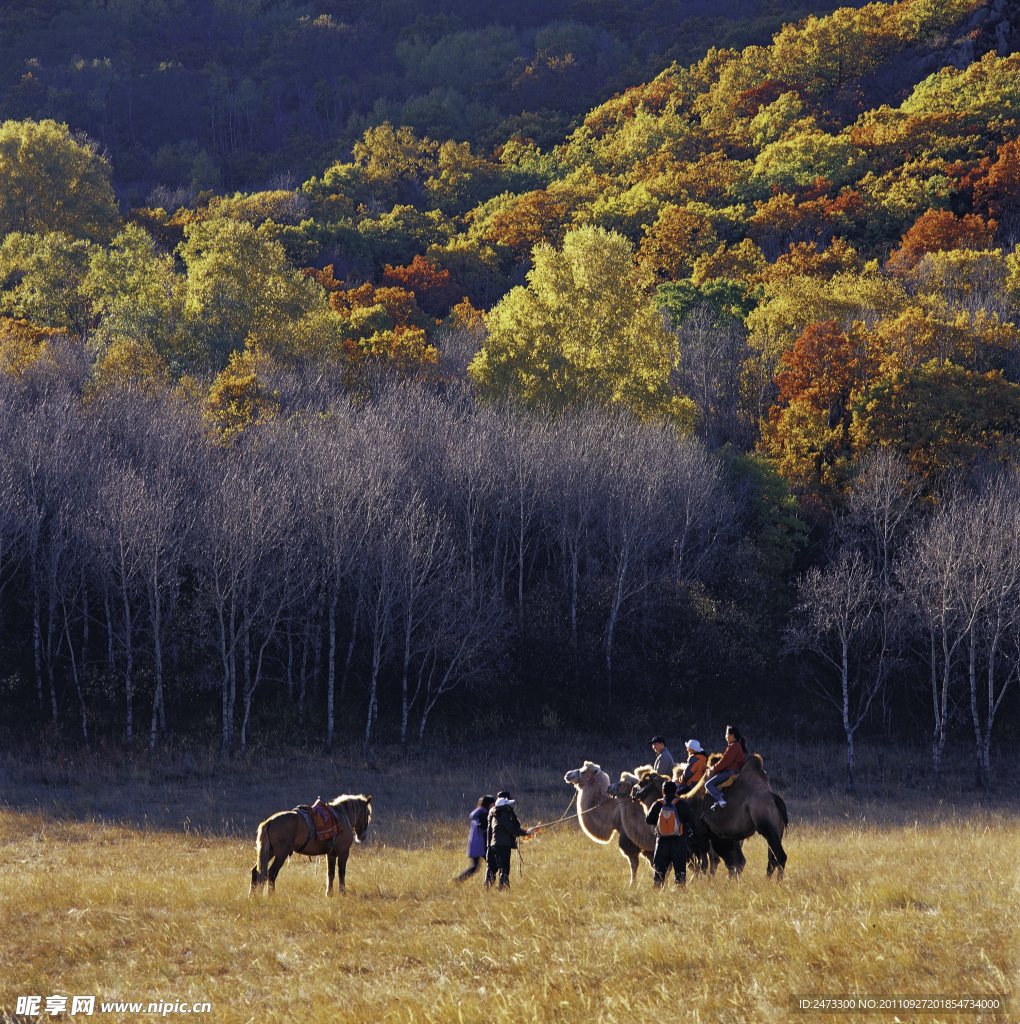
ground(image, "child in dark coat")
xmin=454 ymin=795 xmax=496 ymax=881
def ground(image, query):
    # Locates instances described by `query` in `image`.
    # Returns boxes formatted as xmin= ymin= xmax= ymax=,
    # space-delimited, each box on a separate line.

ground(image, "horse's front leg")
xmin=334 ymin=849 xmax=350 ymax=893
xmin=326 ymin=851 xmax=337 ymax=897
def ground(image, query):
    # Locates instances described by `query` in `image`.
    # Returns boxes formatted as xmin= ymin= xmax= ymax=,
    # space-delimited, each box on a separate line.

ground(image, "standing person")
xmin=705 ymin=724 xmax=747 ymax=808
xmin=645 ymin=779 xmax=694 ymax=888
xmin=674 ymin=739 xmax=708 ymax=795
xmin=455 ymin=794 xmax=496 ymax=882
xmin=484 ymin=790 xmax=538 ymax=890
xmin=650 ymin=735 xmax=675 ymax=777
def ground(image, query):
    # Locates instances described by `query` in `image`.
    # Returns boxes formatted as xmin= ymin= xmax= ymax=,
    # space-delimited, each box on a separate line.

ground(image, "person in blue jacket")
xmin=454 ymin=794 xmax=496 ymax=881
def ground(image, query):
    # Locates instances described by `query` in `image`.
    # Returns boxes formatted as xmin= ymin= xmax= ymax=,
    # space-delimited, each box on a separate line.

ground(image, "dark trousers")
xmin=652 ymin=836 xmax=688 ymax=888
xmin=484 ymin=846 xmax=512 ymax=889
xmin=456 ymin=856 xmax=483 ymax=881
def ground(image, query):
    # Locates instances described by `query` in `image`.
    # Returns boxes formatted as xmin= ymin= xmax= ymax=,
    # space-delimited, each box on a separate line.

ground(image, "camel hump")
xmin=745 ymin=753 xmax=766 ymax=776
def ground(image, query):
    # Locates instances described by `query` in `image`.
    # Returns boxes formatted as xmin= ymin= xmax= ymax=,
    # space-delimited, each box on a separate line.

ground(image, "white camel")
xmin=563 ymin=760 xmax=655 ymax=884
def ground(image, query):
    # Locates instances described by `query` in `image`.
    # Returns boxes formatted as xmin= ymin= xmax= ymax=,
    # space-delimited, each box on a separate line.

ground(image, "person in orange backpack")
xmin=674 ymin=739 xmax=708 ymax=795
xmin=705 ymin=724 xmax=747 ymax=809
xmin=644 ymin=779 xmax=695 ymax=888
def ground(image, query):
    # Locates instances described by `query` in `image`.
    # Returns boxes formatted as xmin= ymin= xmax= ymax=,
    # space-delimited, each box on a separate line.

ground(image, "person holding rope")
xmin=484 ymin=790 xmax=538 ymax=890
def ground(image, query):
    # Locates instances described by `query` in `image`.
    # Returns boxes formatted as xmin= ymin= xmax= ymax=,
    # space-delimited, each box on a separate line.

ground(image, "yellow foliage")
xmin=89 ymin=338 xmax=170 ymax=400
xmin=204 ymin=343 xmax=281 ymax=444
xmin=0 ymin=318 xmax=60 ymax=378
xmin=692 ymin=239 xmax=766 ymax=286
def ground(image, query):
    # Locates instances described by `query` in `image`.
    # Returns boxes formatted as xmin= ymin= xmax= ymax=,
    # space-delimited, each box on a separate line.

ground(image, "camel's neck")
xmin=575 ymin=781 xmax=617 ymax=841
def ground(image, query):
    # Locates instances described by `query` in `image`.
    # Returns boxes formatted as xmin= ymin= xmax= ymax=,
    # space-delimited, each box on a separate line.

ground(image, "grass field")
xmin=0 ymin=741 xmax=1017 ymax=1024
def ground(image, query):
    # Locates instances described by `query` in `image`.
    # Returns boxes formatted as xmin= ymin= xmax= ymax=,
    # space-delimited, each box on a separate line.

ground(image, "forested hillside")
xmin=2 ymin=0 xmax=1019 ymax=787
xmin=2 ymin=0 xmax=875 ymax=191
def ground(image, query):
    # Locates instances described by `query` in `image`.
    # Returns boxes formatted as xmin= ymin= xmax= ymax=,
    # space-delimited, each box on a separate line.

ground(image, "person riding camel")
xmin=705 ymin=725 xmax=746 ymax=809
xmin=650 ymin=735 xmax=675 ymax=777
xmin=674 ymin=739 xmax=708 ymax=795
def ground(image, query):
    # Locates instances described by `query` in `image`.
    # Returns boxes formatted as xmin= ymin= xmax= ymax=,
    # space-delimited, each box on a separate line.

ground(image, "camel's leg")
xmin=733 ymin=841 xmax=746 ymax=875
xmin=249 ymin=866 xmax=262 ymax=895
xmin=326 ymin=851 xmax=337 ymax=896
xmin=267 ymin=852 xmax=288 ymax=894
xmin=711 ymin=837 xmax=742 ymax=878
xmin=760 ymin=825 xmax=787 ymax=878
xmin=617 ymin=832 xmax=642 ymax=885
xmin=334 ymin=848 xmax=350 ymax=893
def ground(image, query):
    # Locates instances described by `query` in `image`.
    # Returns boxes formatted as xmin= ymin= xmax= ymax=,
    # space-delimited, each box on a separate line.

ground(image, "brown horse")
xmin=633 ymin=755 xmax=788 ymax=878
xmin=249 ymin=794 xmax=372 ymax=896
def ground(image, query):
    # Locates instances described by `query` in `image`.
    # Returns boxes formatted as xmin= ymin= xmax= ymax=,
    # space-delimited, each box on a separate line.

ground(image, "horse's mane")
xmin=329 ymin=793 xmax=371 ymax=806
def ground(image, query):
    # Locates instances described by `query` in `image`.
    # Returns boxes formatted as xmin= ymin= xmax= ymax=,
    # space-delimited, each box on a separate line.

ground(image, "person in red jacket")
xmin=705 ymin=725 xmax=746 ymax=808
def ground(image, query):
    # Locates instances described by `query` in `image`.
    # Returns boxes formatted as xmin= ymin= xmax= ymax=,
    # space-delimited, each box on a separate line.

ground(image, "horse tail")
xmin=252 ymin=820 xmax=271 ymax=888
xmin=772 ymin=792 xmax=789 ymax=827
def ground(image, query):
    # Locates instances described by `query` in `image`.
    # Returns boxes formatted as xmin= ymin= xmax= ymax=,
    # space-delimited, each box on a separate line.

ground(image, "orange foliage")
xmin=750 ymin=183 xmax=865 ymax=254
xmin=444 ymin=298 xmax=486 ymax=332
xmin=733 ymin=79 xmax=800 ymax=118
xmin=774 ymin=319 xmax=879 ymax=420
xmin=304 ymin=264 xmax=345 ymax=293
xmin=637 ymin=204 xmax=717 ymax=281
xmin=380 ymin=255 xmax=461 ymax=319
xmin=757 ymin=238 xmax=864 ymax=285
xmin=955 ymin=138 xmax=1020 ymax=224
xmin=328 ymin=282 xmax=429 ymax=331
xmin=635 ymin=151 xmax=745 ymax=204
xmin=484 ymin=190 xmax=571 ymax=261
xmin=886 ymin=210 xmax=998 ymax=276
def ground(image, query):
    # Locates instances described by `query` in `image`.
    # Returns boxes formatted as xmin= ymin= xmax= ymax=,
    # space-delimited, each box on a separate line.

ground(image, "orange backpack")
xmin=657 ymin=798 xmax=683 ymax=837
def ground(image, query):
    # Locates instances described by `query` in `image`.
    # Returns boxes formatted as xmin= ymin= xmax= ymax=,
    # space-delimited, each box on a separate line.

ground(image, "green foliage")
xmin=657 ymin=279 xmax=761 ymax=331
xmin=86 ymin=223 xmax=197 ymax=369
xmin=723 ymin=448 xmax=809 ymax=606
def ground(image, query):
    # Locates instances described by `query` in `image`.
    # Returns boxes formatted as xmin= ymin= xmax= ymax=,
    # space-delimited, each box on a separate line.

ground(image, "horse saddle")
xmin=297 ymin=799 xmax=341 ymax=842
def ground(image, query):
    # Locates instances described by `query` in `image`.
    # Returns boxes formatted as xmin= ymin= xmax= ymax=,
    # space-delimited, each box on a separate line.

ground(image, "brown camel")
xmin=612 ymin=770 xmax=719 ymax=874
xmin=633 ymin=754 xmax=788 ymax=878
xmin=563 ymin=761 xmax=654 ymax=883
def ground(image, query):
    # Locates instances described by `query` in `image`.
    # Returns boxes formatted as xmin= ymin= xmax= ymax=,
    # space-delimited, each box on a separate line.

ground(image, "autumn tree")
xmin=850 ymin=362 xmax=1020 ymax=488
xmin=636 ymin=203 xmax=718 ymax=282
xmin=0 ymin=119 xmax=119 ymax=241
xmin=179 ymin=218 xmax=325 ymax=361
xmin=886 ymin=210 xmax=998 ymax=277
xmin=470 ymin=225 xmax=695 ymax=425
xmin=380 ymin=255 xmax=462 ymax=319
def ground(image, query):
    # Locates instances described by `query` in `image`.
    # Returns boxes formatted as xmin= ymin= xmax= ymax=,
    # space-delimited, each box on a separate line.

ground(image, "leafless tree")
xmin=952 ymin=476 xmax=1020 ymax=787
xmin=785 ymin=548 xmax=890 ymax=791
xmin=672 ymin=305 xmax=754 ymax=449
xmin=897 ymin=501 xmax=972 ymax=785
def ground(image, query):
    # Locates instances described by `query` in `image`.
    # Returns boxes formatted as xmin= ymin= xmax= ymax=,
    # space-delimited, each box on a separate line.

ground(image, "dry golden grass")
xmin=0 ymin=745 xmax=1017 ymax=1024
